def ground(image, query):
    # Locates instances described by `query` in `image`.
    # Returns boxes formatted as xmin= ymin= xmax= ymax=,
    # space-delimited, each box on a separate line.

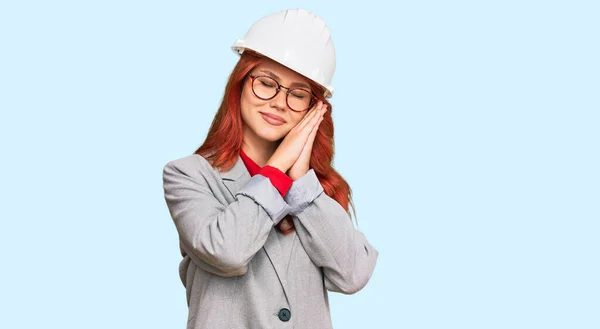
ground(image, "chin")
xmin=256 ymin=128 xmax=286 ymax=142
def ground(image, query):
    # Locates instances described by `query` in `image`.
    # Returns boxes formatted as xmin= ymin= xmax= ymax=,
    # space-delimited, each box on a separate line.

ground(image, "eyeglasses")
xmin=248 ymin=74 xmax=317 ymax=112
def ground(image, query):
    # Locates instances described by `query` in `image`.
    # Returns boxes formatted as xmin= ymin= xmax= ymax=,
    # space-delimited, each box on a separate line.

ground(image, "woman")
xmin=162 ymin=8 xmax=378 ymax=329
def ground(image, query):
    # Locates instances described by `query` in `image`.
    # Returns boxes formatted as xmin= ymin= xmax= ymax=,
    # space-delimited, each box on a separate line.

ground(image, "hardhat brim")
xmin=231 ymin=43 xmax=334 ymax=99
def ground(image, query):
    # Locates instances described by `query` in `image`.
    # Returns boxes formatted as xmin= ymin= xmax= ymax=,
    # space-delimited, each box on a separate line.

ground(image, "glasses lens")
xmin=287 ymin=89 xmax=312 ymax=111
xmin=252 ymin=76 xmax=278 ymax=99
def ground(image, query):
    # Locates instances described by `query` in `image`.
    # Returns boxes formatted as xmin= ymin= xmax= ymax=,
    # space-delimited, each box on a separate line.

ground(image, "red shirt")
xmin=239 ymin=148 xmax=293 ymax=198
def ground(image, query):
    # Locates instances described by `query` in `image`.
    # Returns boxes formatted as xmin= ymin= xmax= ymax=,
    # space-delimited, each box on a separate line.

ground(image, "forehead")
xmin=254 ymin=58 xmax=311 ymax=89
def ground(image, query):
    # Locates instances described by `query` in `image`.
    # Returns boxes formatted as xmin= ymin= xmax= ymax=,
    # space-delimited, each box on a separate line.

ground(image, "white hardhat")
xmin=231 ymin=8 xmax=336 ymax=98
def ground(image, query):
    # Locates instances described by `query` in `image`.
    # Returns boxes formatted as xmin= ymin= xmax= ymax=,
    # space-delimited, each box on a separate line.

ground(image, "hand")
xmin=287 ymin=104 xmax=327 ymax=180
xmin=266 ymin=101 xmax=327 ymax=173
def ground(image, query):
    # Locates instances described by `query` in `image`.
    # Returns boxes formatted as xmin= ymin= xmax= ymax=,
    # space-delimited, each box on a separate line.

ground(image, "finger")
xmin=311 ymin=116 xmax=324 ymax=137
xmin=311 ymin=105 xmax=327 ymax=127
xmin=303 ymin=105 xmax=325 ymax=140
xmin=297 ymin=101 xmax=323 ymax=130
xmin=298 ymin=101 xmax=322 ymax=129
xmin=296 ymin=108 xmax=324 ymax=148
xmin=308 ymin=110 xmax=324 ymax=137
xmin=306 ymin=103 xmax=326 ymax=129
xmin=304 ymin=116 xmax=323 ymax=150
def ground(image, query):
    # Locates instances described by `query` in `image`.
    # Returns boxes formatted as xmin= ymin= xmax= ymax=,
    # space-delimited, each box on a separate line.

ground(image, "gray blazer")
xmin=162 ymin=153 xmax=378 ymax=329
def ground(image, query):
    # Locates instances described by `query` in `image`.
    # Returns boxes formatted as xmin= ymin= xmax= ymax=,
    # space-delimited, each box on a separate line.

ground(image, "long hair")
xmin=195 ymin=50 xmax=357 ymax=234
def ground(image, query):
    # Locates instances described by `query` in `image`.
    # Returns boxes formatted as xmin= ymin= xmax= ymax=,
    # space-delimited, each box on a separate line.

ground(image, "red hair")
xmin=195 ymin=50 xmax=357 ymax=234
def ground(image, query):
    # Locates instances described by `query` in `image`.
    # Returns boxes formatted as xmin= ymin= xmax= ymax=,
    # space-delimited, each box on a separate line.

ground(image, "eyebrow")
xmin=259 ymin=70 xmax=311 ymax=90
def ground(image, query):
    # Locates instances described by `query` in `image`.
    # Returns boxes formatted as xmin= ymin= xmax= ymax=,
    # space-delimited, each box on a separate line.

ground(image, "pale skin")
xmin=240 ymin=58 xmax=328 ymax=180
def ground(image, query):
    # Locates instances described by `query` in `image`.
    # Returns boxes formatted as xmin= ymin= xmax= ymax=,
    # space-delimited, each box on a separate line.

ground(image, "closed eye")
xmin=261 ymin=81 xmax=276 ymax=88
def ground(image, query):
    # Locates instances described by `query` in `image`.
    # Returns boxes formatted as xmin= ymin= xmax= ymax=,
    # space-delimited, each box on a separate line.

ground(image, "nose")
xmin=269 ymin=88 xmax=288 ymax=111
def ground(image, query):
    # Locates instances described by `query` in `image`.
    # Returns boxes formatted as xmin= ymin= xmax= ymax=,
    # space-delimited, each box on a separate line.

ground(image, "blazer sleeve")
xmin=258 ymin=165 xmax=293 ymax=198
xmin=162 ymin=157 xmax=292 ymax=277
xmin=284 ymin=169 xmax=379 ymax=294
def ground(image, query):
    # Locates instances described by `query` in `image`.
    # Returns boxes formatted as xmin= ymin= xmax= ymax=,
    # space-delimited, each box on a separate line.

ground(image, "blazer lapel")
xmin=219 ymin=154 xmax=291 ymax=304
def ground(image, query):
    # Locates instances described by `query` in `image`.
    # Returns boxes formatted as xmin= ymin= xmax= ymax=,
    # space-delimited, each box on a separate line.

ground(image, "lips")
xmin=259 ymin=112 xmax=286 ymax=123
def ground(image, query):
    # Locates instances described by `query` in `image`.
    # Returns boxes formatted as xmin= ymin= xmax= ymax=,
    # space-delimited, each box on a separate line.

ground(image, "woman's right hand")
xmin=266 ymin=100 xmax=327 ymax=173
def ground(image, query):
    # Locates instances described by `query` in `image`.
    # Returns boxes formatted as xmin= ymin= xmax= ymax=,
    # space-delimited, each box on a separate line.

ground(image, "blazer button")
xmin=278 ymin=308 xmax=291 ymax=322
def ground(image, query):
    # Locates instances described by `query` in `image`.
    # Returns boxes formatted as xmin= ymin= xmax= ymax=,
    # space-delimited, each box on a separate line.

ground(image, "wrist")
xmin=288 ymin=167 xmax=309 ymax=181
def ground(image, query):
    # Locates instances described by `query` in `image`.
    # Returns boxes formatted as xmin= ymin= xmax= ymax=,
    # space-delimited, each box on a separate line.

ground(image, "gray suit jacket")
xmin=162 ymin=153 xmax=378 ymax=329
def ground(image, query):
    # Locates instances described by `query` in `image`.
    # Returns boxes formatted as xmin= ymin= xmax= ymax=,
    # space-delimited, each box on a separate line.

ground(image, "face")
xmin=240 ymin=58 xmax=315 ymax=144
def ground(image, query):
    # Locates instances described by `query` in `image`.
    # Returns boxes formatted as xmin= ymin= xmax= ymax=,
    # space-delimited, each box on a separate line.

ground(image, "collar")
xmin=239 ymin=148 xmax=261 ymax=177
xmin=217 ymin=152 xmax=248 ymax=181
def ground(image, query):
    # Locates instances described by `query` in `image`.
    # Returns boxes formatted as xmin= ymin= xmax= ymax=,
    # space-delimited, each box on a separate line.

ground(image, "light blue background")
xmin=1 ymin=1 xmax=598 ymax=328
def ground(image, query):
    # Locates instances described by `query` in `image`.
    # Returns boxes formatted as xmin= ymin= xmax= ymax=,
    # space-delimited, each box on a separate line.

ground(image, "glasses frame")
xmin=248 ymin=74 xmax=318 ymax=112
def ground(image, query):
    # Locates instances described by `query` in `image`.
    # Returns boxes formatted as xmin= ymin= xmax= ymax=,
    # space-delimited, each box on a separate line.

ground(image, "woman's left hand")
xmin=287 ymin=104 xmax=327 ymax=180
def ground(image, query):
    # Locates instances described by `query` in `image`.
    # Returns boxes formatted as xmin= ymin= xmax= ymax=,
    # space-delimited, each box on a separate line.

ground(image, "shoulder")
xmin=162 ymin=153 xmax=226 ymax=203
xmin=162 ymin=153 xmax=217 ymax=180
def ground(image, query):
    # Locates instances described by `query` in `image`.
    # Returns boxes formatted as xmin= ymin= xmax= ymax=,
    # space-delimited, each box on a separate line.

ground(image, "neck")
xmin=241 ymin=127 xmax=279 ymax=167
